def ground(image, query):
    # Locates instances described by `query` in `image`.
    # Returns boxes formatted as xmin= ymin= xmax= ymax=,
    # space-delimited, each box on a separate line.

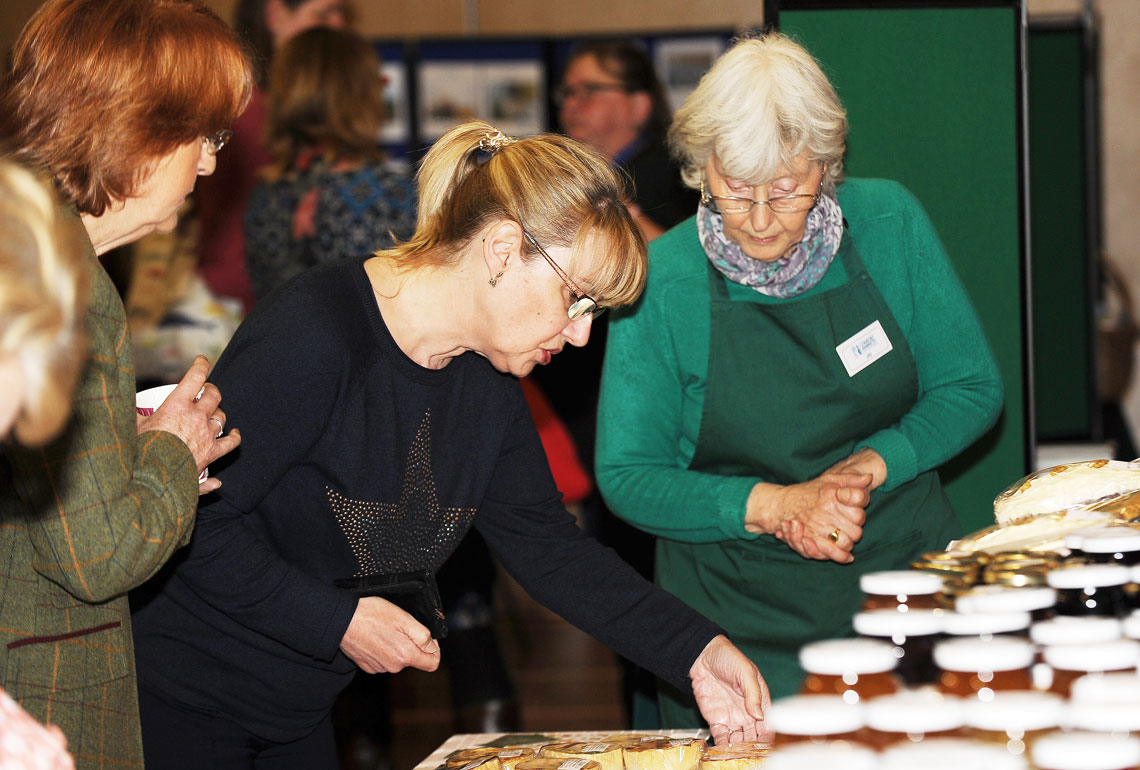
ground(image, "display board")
xmin=768 ymin=0 xmax=1032 ymax=534
xmin=1027 ymin=16 xmax=1100 ymax=442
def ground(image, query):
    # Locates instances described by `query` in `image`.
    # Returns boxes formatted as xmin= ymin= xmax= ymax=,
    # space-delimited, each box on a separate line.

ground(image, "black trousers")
xmin=139 ymin=683 xmax=338 ymax=770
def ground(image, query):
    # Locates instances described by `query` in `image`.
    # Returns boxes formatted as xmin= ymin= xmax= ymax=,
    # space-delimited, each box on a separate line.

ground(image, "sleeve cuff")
xmin=716 ymin=477 xmax=762 ymax=540
xmin=858 ymin=429 xmax=918 ymax=491
xmin=315 ymin=590 xmax=359 ymax=662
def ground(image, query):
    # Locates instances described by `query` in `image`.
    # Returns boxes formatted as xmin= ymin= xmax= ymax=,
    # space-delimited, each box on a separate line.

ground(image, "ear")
xmin=629 ymin=91 xmax=653 ymax=129
xmin=481 ymin=219 xmax=524 ymax=281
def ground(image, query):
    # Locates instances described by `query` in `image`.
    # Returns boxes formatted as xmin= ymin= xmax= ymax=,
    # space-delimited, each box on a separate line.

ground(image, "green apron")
xmin=657 ymin=231 xmax=961 ymax=725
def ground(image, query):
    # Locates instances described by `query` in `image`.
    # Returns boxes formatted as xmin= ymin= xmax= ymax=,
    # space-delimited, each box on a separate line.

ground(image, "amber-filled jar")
xmin=933 ymin=637 xmax=1035 ymax=699
xmin=964 ymin=690 xmax=1063 ymax=759
xmin=1048 ymin=564 xmax=1131 ymax=618
xmin=863 ymin=691 xmax=966 ymax=750
xmin=956 ymin=584 xmax=1057 ymax=622
xmin=799 ymin=639 xmax=900 ymax=703
xmin=1070 ymin=670 xmax=1140 ymax=703
xmin=942 ymin=609 xmax=1031 ymax=640
xmin=1031 ymin=731 xmax=1140 ymax=770
xmin=860 ymin=570 xmax=946 ymax=612
xmin=852 ymin=609 xmax=943 ymax=687
xmin=762 ymin=742 xmax=877 ymax=770
xmin=878 ymin=738 xmax=1030 ymax=770
xmin=1043 ymin=639 xmax=1140 ymax=698
xmin=766 ymin=695 xmax=867 ymax=748
xmin=1066 ymin=701 xmax=1140 ymax=737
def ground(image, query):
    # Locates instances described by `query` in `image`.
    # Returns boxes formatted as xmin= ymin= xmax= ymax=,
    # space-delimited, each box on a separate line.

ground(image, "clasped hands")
xmin=744 ymin=448 xmax=887 ymax=564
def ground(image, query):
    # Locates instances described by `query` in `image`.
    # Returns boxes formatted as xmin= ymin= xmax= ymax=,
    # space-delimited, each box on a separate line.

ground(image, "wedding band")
xmin=829 ymin=528 xmax=841 ymax=543
xmin=210 ymin=417 xmax=224 ymax=438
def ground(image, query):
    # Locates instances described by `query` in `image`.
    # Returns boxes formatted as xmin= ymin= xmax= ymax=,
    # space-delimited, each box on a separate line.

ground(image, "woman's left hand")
xmin=689 ymin=635 xmax=773 ymax=745
xmin=825 ymin=448 xmax=887 ymax=491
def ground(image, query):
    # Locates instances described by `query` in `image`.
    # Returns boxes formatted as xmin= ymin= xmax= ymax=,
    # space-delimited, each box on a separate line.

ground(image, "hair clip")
xmin=478 ymin=129 xmax=517 ymax=154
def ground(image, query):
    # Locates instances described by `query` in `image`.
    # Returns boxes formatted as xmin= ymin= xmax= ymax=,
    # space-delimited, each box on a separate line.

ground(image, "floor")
xmin=384 ymin=569 xmax=627 ymax=770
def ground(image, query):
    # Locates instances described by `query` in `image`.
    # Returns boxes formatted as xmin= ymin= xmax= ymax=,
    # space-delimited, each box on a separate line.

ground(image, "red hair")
xmin=0 ymin=0 xmax=253 ymax=216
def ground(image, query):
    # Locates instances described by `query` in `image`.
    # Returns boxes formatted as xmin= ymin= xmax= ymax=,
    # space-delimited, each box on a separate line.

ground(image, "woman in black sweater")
xmin=132 ymin=120 xmax=770 ymax=768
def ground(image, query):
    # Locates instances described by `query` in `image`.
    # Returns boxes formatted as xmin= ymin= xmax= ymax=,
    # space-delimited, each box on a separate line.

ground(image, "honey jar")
xmin=933 ymin=637 xmax=1035 ymax=699
xmin=766 ymin=695 xmax=866 ymax=747
xmin=1064 ymin=701 xmax=1140 ymax=737
xmin=1128 ymin=610 xmax=1140 ymax=639
xmin=1042 ymin=639 xmax=1140 ymax=698
xmin=1030 ymin=730 xmax=1140 ymax=770
xmin=852 ymin=608 xmax=943 ymax=687
xmin=955 ymin=584 xmax=1057 ymax=622
xmin=942 ymin=610 xmax=1031 ymax=640
xmin=878 ymin=737 xmax=1030 ymax=770
xmin=860 ymin=570 xmax=946 ymax=612
xmin=1047 ymin=564 xmax=1131 ymax=618
xmin=798 ymin=638 xmax=900 ymax=703
xmin=760 ymin=741 xmax=878 ymax=770
xmin=963 ymin=690 xmax=1064 ymax=759
xmin=863 ymin=690 xmax=966 ymax=750
xmin=1069 ymin=670 xmax=1140 ymax=703
xmin=1030 ymin=616 xmax=1123 ymax=646
xmin=1070 ymin=528 xmax=1140 ymax=567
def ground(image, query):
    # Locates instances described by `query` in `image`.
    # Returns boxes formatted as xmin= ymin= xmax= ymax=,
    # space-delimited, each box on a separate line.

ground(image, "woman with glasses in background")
xmin=131 ymin=120 xmax=773 ymax=767
xmin=596 ymin=33 xmax=1004 ymax=723
xmin=0 ymin=0 xmax=248 ymax=765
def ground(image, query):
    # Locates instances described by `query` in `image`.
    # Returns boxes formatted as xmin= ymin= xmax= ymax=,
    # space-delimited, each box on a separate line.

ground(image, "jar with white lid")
xmin=1043 ymin=639 xmax=1140 ymax=698
xmin=852 ymin=608 xmax=943 ymax=686
xmin=799 ymin=638 xmax=900 ymax=703
xmin=879 ymin=737 xmax=1029 ymax=770
xmin=964 ymin=690 xmax=1064 ymax=758
xmin=1070 ymin=670 xmax=1140 ymax=702
xmin=956 ymin=584 xmax=1057 ymax=621
xmin=1070 ymin=528 xmax=1140 ymax=567
xmin=762 ymin=742 xmax=877 ymax=770
xmin=943 ymin=610 xmax=1031 ymax=640
xmin=934 ymin=637 xmax=1036 ymax=699
xmin=1124 ymin=611 xmax=1140 ymax=640
xmin=1031 ymin=616 xmax=1123 ymax=646
xmin=766 ymin=695 xmax=867 ymax=747
xmin=863 ymin=690 xmax=966 ymax=750
xmin=1065 ymin=700 xmax=1140 ymax=736
xmin=1048 ymin=564 xmax=1131 ymax=618
xmin=1031 ymin=730 xmax=1140 ymax=770
xmin=860 ymin=570 xmax=946 ymax=612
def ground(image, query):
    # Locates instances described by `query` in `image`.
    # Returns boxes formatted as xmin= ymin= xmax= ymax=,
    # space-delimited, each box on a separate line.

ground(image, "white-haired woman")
xmin=596 ymin=33 xmax=1003 ymax=721
xmin=131 ymin=120 xmax=772 ymax=766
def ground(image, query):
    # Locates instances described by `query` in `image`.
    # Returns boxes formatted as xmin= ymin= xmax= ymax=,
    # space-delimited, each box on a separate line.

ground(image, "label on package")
xmin=559 ymin=761 xmax=591 ymax=770
xmin=499 ymin=750 xmax=524 ymax=758
xmin=836 ymin=319 xmax=893 ymax=377
xmin=581 ymin=745 xmax=610 ymax=753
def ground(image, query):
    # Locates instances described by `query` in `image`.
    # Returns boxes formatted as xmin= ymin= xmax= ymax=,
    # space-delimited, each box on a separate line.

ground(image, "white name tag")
xmin=836 ymin=320 xmax=893 ymax=377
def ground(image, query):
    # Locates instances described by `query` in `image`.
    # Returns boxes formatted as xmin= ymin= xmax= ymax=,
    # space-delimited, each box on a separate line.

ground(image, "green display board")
xmin=1028 ymin=18 xmax=1099 ymax=441
xmin=771 ymin=2 xmax=1032 ymax=534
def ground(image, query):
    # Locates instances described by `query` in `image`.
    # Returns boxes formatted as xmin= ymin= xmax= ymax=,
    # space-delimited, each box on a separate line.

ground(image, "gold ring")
xmin=829 ymin=528 xmax=841 ymax=543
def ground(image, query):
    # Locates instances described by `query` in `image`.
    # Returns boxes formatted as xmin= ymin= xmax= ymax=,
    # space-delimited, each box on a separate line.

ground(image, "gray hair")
xmin=668 ymin=33 xmax=847 ymax=194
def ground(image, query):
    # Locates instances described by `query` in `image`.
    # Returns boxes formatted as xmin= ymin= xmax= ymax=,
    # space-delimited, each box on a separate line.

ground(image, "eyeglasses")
xmin=553 ymin=82 xmax=629 ymax=105
xmin=202 ymin=129 xmax=233 ymax=156
xmin=522 ymin=230 xmax=604 ymax=321
xmin=700 ymin=178 xmax=822 ymax=216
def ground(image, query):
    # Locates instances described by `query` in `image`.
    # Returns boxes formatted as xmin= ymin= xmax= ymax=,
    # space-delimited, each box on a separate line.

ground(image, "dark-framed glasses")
xmin=700 ymin=178 xmax=821 ymax=216
xmin=522 ymin=230 xmax=604 ymax=321
xmin=202 ymin=129 xmax=233 ymax=156
xmin=552 ymin=82 xmax=629 ymax=105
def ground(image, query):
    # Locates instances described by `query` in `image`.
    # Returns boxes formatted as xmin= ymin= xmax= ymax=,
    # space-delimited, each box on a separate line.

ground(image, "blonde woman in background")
xmin=131 ymin=120 xmax=772 ymax=767
xmin=0 ymin=162 xmax=87 ymax=446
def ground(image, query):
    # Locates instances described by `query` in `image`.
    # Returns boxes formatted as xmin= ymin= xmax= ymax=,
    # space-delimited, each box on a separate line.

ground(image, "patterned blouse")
xmin=244 ymin=154 xmax=416 ymax=302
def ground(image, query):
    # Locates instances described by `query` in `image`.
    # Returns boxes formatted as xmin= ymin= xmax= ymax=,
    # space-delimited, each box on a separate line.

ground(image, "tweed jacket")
xmin=0 ymin=212 xmax=199 ymax=769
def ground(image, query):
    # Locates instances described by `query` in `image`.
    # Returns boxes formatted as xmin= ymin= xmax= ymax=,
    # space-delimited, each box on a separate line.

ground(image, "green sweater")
xmin=596 ymin=178 xmax=1003 ymax=544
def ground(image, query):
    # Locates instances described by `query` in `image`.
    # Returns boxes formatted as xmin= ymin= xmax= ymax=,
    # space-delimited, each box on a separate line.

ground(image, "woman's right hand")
xmin=744 ymin=472 xmax=871 ymax=563
xmin=340 ymin=596 xmax=442 ymax=674
xmin=137 ymin=356 xmax=241 ymax=494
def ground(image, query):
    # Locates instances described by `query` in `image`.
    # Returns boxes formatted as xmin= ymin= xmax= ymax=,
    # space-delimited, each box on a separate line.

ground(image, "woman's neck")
xmin=363 ymin=255 xmax=477 ymax=370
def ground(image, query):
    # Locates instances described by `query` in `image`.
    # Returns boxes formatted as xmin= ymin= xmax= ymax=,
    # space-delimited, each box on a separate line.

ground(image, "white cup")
xmin=135 ymin=384 xmax=208 ymax=483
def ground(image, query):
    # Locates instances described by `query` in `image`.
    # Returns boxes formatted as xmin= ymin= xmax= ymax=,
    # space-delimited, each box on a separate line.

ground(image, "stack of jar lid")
xmin=763 ymin=539 xmax=1140 ymax=769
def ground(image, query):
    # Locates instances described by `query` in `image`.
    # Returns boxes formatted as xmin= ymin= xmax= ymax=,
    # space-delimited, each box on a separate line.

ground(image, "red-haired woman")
xmin=0 ymin=0 xmax=250 ymax=765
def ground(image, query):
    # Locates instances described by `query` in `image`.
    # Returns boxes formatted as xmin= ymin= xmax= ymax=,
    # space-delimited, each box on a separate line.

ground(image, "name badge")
xmin=836 ymin=320 xmax=893 ymax=377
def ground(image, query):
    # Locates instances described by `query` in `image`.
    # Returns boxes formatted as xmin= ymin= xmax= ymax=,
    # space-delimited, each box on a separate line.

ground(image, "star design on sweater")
xmin=329 ymin=410 xmax=476 ymax=575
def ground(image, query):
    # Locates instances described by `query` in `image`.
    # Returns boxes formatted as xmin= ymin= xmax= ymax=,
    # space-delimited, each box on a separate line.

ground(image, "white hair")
xmin=669 ymin=33 xmax=847 ymax=193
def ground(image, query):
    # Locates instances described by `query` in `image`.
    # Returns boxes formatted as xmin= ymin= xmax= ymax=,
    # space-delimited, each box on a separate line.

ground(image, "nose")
xmin=199 ymin=144 xmax=217 ymax=177
xmin=562 ymin=314 xmax=593 ymax=347
xmin=748 ymin=201 xmax=774 ymax=231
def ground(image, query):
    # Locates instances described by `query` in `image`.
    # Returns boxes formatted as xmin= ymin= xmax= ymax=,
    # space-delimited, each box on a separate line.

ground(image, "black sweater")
xmin=131 ymin=257 xmax=720 ymax=742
